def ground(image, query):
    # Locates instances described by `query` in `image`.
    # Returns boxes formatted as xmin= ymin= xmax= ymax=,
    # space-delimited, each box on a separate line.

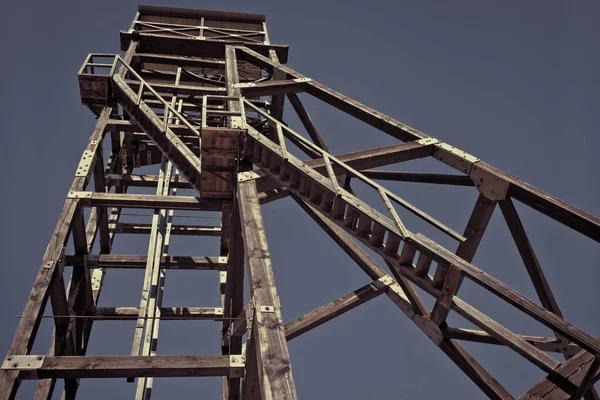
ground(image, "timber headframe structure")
xmin=1 ymin=5 xmax=599 ymax=400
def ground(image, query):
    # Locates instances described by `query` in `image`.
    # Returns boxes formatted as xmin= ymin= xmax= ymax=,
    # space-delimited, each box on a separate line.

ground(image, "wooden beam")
xmin=3 ymin=355 xmax=241 ymax=379
xmin=361 ymin=170 xmax=473 ymax=186
xmin=0 ymin=105 xmax=117 ymax=398
xmin=285 ymin=277 xmax=391 ymax=341
xmin=133 ymin=53 xmax=226 ymax=68
xmin=520 ymin=349 xmax=600 ymax=400
xmin=237 ymin=176 xmax=297 ymax=399
xmin=236 ymin=46 xmax=425 ymax=142
xmin=105 ymin=173 xmax=192 ymax=189
xmin=293 ymin=198 xmax=512 ymax=398
xmin=238 ymin=45 xmax=600 ymax=242
xmin=123 ymin=30 xmax=289 ymax=63
xmin=286 ymin=93 xmax=329 ymax=151
xmin=92 ymin=306 xmax=224 ymax=320
xmin=452 ymin=298 xmax=560 ymax=372
xmin=113 ymin=223 xmax=221 ymax=236
xmin=442 ymin=327 xmax=581 ymax=353
xmin=438 ymin=340 xmax=515 ymax=400
xmin=222 ymin=45 xmax=245 ymax=400
xmin=499 ymin=198 xmax=562 ymax=316
xmin=431 ymin=195 xmax=496 ymax=325
xmin=69 ymin=254 xmax=227 ymax=270
xmin=69 ymin=192 xmax=226 ymax=211
xmin=255 ymin=140 xmax=435 ymax=193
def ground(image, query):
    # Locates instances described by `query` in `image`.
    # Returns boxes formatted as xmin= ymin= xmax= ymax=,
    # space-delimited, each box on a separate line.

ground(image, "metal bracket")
xmin=237 ymin=171 xmax=262 ymax=183
xmin=2 ymin=355 xmax=44 ymax=370
xmin=229 ymin=355 xmax=245 ymax=378
xmin=91 ymin=269 xmax=102 ymax=291
xmin=219 ymin=271 xmax=227 ymax=293
xmin=214 ymin=307 xmax=225 ymax=316
xmin=75 ymin=150 xmax=95 ymax=177
xmin=375 ymin=275 xmax=394 ymax=289
xmin=469 ymin=163 xmax=510 ymax=201
xmin=218 ymin=256 xmax=229 ymax=268
xmin=67 ymin=191 xmax=93 ymax=200
xmin=233 ymin=82 xmax=256 ymax=88
xmin=433 ymin=142 xmax=480 ymax=175
xmin=293 ymin=77 xmax=312 ymax=83
xmin=416 ymin=137 xmax=440 ymax=146
xmin=259 ymin=305 xmax=275 ymax=313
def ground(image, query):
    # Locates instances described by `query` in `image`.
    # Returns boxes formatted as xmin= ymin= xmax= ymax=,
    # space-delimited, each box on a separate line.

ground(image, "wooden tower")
xmin=1 ymin=5 xmax=598 ymax=399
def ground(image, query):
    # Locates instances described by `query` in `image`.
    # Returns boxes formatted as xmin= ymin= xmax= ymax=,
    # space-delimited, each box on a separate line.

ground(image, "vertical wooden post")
xmin=238 ymin=175 xmax=297 ymax=400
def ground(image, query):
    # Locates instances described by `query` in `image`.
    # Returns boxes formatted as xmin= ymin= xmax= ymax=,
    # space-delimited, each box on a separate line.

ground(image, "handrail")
xmin=79 ymin=54 xmax=201 ymax=138
xmin=243 ymin=98 xmax=466 ymax=243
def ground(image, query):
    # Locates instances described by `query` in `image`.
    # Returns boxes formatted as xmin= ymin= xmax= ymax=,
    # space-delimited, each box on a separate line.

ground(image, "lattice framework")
xmin=1 ymin=5 xmax=599 ymax=400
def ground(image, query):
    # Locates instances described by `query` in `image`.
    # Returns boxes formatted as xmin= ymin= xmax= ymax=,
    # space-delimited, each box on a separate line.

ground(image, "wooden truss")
xmin=1 ymin=5 xmax=598 ymax=400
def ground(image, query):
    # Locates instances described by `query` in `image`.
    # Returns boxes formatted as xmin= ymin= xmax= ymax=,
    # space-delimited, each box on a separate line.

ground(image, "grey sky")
xmin=1 ymin=0 xmax=599 ymax=398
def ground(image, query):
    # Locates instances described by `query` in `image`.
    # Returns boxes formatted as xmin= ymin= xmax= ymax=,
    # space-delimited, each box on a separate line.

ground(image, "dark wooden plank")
xmin=113 ymin=223 xmax=221 ymax=236
xmin=442 ymin=327 xmax=580 ymax=353
xmin=438 ymin=340 xmax=515 ymax=400
xmin=452 ymin=297 xmax=560 ymax=372
xmin=499 ymin=198 xmax=562 ymax=315
xmin=92 ymin=307 xmax=223 ymax=320
xmin=72 ymin=254 xmax=227 ymax=270
xmin=481 ymin=161 xmax=600 ymax=242
xmin=286 ymin=93 xmax=329 ymax=151
xmin=105 ymin=173 xmax=192 ymax=189
xmin=520 ymin=350 xmax=600 ymax=400
xmin=284 ymin=278 xmax=389 ymax=341
xmin=361 ymin=170 xmax=473 ymax=186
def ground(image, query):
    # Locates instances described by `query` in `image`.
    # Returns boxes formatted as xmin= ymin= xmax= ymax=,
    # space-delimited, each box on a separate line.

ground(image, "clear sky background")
xmin=1 ymin=1 xmax=599 ymax=399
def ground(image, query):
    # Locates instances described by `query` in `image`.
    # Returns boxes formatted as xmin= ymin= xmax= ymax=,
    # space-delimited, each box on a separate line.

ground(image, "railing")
xmin=79 ymin=54 xmax=201 ymax=138
xmin=243 ymin=99 xmax=466 ymax=243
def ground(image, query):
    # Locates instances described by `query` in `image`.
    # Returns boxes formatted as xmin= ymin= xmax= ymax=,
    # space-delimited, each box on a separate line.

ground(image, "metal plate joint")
xmin=375 ymin=275 xmax=394 ymax=288
xmin=293 ymin=77 xmax=312 ymax=83
xmin=259 ymin=305 xmax=275 ymax=313
xmin=2 ymin=355 xmax=44 ymax=370
xmin=233 ymin=82 xmax=256 ymax=88
xmin=433 ymin=142 xmax=480 ymax=174
xmin=237 ymin=171 xmax=262 ymax=183
xmin=416 ymin=137 xmax=440 ymax=146
xmin=67 ymin=191 xmax=93 ymax=199
xmin=229 ymin=355 xmax=245 ymax=378
xmin=75 ymin=150 xmax=95 ymax=177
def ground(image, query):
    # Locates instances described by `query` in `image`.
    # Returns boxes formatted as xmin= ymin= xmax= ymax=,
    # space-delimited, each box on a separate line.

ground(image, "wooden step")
xmin=432 ymin=262 xmax=449 ymax=289
xmin=414 ymin=253 xmax=432 ymax=277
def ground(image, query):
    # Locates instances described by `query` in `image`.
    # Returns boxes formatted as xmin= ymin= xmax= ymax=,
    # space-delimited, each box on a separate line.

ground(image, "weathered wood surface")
xmin=285 ymin=278 xmax=390 ymax=341
xmin=5 ymin=356 xmax=236 ymax=379
xmin=71 ymin=254 xmax=227 ymax=270
xmin=520 ymin=350 xmax=600 ymax=399
xmin=293 ymin=198 xmax=513 ymax=399
xmin=237 ymin=177 xmax=297 ymax=400
xmin=113 ymin=222 xmax=221 ymax=236
xmin=70 ymin=192 xmax=225 ymax=211
xmin=237 ymin=45 xmax=600 ymax=242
